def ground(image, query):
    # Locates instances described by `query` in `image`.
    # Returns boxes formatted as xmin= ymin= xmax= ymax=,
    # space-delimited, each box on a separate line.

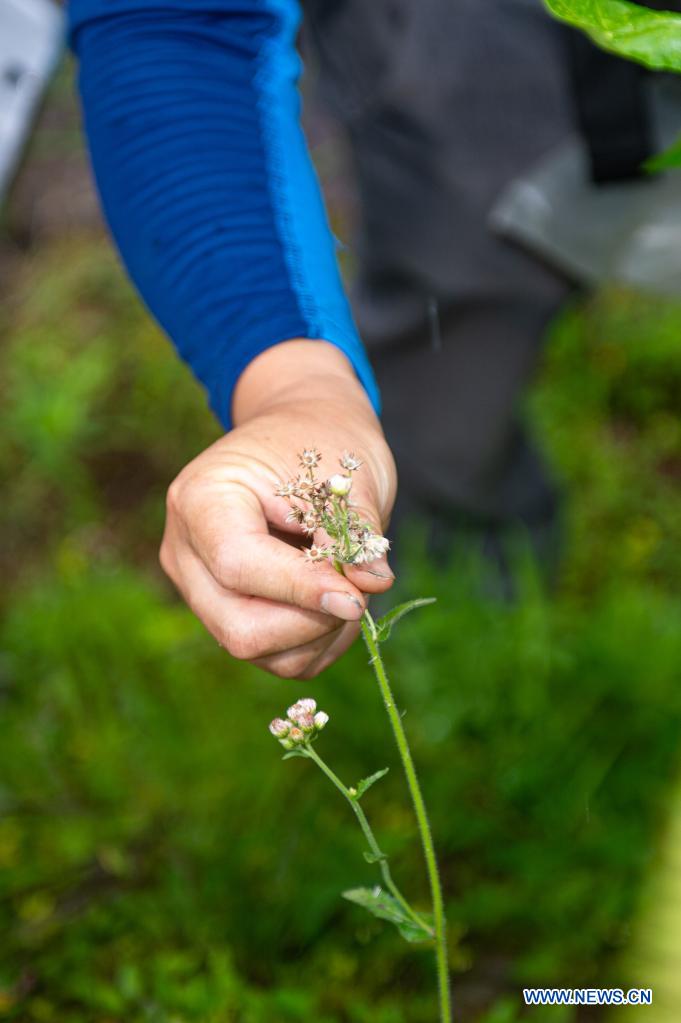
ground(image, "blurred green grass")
xmin=3 ymin=236 xmax=681 ymax=1022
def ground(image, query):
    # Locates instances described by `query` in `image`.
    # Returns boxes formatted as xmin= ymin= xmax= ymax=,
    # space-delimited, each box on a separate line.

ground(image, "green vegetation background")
xmin=3 ymin=67 xmax=681 ymax=1023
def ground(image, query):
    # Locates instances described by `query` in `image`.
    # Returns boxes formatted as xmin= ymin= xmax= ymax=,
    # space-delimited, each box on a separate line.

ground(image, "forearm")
xmin=69 ymin=0 xmax=380 ymax=429
xmin=233 ymin=339 xmax=378 ymax=425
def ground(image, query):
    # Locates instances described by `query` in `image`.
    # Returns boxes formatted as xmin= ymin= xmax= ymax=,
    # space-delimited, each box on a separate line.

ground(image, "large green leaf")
xmin=342 ymin=886 xmax=434 ymax=943
xmin=544 ymin=0 xmax=681 ymax=72
xmin=374 ymin=597 xmax=436 ymax=643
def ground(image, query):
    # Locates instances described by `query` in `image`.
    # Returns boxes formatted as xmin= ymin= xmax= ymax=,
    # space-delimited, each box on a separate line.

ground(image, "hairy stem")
xmin=303 ymin=743 xmax=432 ymax=936
xmin=361 ymin=610 xmax=451 ymax=1022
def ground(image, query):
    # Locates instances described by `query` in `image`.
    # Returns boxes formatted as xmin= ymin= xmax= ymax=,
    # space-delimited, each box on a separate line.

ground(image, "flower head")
xmin=288 ymin=698 xmax=316 ymax=721
xmin=301 ymin=510 xmax=321 ymax=535
xmin=275 ymin=480 xmax=297 ymax=498
xmin=269 ymin=698 xmax=329 ymax=748
xmin=328 ymin=473 xmax=353 ymax=497
xmin=298 ymin=448 xmax=322 ymax=469
xmin=269 ymin=718 xmax=291 ymax=738
xmin=314 ymin=711 xmax=329 ymax=730
xmin=340 ymin=451 xmax=363 ymax=472
xmin=304 ymin=544 xmax=330 ymax=563
xmin=352 ymin=532 xmax=391 ymax=565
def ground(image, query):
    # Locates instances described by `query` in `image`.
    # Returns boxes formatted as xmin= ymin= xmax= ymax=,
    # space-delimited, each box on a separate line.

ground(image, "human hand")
xmin=160 ymin=340 xmax=397 ymax=678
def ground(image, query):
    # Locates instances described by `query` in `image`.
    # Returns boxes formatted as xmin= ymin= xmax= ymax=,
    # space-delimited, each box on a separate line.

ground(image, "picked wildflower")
xmin=340 ymin=451 xmax=363 ymax=472
xmin=275 ymin=447 xmax=390 ymax=567
xmin=275 ymin=480 xmax=297 ymax=498
xmin=299 ymin=448 xmax=322 ymax=470
xmin=304 ymin=544 xmax=330 ymax=563
xmin=351 ymin=532 xmax=391 ymax=564
xmin=328 ymin=473 xmax=353 ymax=497
xmin=302 ymin=510 xmax=321 ymax=535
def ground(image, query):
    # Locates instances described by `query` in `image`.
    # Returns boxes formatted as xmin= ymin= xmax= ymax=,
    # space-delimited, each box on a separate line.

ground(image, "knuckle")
xmin=165 ymin=474 xmax=186 ymax=517
xmin=224 ymin=625 xmax=259 ymax=662
xmin=158 ymin=537 xmax=173 ymax=578
xmin=267 ymin=657 xmax=310 ymax=681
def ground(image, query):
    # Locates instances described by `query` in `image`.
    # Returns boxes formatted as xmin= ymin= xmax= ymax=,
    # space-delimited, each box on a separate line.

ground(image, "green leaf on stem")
xmin=645 ymin=134 xmax=681 ymax=173
xmin=342 ymin=886 xmax=434 ymax=943
xmin=374 ymin=598 xmax=436 ymax=643
xmin=543 ymin=0 xmax=681 ymax=72
xmin=353 ymin=767 xmax=390 ymax=799
xmin=281 ymin=750 xmax=309 ymax=761
xmin=362 ymin=850 xmax=387 ymax=864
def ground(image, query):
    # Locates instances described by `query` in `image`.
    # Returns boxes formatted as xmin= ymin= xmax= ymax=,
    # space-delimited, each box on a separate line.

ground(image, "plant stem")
xmin=303 ymin=743 xmax=432 ymax=937
xmin=361 ymin=609 xmax=452 ymax=1022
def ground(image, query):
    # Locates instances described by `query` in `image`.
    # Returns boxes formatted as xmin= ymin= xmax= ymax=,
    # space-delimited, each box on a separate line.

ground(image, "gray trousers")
xmin=304 ymin=0 xmax=576 ymax=555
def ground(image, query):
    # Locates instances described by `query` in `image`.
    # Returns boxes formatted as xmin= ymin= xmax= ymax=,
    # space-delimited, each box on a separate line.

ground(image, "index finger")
xmin=184 ymin=482 xmax=368 ymax=622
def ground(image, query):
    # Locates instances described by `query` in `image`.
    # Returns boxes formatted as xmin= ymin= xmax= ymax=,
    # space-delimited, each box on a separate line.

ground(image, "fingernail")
xmin=362 ymin=557 xmax=394 ymax=580
xmin=321 ymin=591 xmax=365 ymax=620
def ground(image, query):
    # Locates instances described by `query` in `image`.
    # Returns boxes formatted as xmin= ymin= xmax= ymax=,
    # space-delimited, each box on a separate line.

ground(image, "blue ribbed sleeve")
xmin=68 ymin=0 xmax=380 ymax=429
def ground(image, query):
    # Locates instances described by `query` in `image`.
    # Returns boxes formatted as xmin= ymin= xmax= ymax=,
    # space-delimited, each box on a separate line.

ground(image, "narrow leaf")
xmin=354 ymin=767 xmax=390 ymax=799
xmin=645 ymin=134 xmax=681 ymax=173
xmin=375 ymin=597 xmax=436 ymax=643
xmin=362 ymin=850 xmax=386 ymax=864
xmin=543 ymin=0 xmax=681 ymax=73
xmin=342 ymin=886 xmax=434 ymax=943
xmin=281 ymin=750 xmax=308 ymax=761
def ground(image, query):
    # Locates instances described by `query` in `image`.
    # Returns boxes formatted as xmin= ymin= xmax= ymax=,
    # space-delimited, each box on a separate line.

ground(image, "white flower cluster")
xmin=274 ymin=448 xmax=390 ymax=566
xmin=269 ymin=698 xmax=329 ymax=750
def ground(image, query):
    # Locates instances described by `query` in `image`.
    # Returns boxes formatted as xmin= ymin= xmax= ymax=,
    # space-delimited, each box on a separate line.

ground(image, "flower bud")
xmin=314 ymin=711 xmax=329 ymax=731
xmin=279 ymin=737 xmax=296 ymax=750
xmin=328 ymin=473 xmax=353 ymax=497
xmin=297 ymin=712 xmax=316 ymax=734
xmin=287 ymin=698 xmax=316 ymax=723
xmin=288 ymin=727 xmax=305 ymax=745
xmin=269 ymin=718 xmax=291 ymax=739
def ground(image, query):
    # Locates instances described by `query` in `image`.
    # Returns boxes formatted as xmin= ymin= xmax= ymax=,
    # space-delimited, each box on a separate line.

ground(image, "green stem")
xmin=361 ymin=610 xmax=451 ymax=1023
xmin=303 ymin=743 xmax=432 ymax=937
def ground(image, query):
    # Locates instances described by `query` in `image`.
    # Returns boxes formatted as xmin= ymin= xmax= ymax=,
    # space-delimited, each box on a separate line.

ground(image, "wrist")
xmin=232 ymin=339 xmax=377 ymax=428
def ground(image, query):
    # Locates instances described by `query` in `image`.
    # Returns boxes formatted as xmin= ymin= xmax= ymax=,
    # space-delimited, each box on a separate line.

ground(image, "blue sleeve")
xmin=68 ymin=0 xmax=380 ymax=429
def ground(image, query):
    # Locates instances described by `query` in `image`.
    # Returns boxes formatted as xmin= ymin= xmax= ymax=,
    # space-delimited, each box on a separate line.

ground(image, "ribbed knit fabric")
xmin=68 ymin=0 xmax=380 ymax=428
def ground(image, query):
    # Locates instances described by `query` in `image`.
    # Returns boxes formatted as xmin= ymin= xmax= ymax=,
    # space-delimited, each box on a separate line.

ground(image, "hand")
xmin=160 ymin=340 xmax=397 ymax=678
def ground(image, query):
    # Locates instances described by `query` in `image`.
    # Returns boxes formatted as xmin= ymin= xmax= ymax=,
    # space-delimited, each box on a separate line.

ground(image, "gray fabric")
xmin=304 ymin=0 xmax=572 ymax=539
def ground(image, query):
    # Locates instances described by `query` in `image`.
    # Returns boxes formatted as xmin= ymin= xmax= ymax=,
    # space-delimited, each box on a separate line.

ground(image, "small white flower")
xmin=275 ymin=480 xmax=296 ymax=498
xmin=353 ymin=533 xmax=391 ymax=564
xmin=269 ymin=718 xmax=291 ymax=738
xmin=301 ymin=510 xmax=320 ymax=535
xmin=304 ymin=544 xmax=330 ymax=563
xmin=298 ymin=448 xmax=322 ymax=469
xmin=340 ymin=451 xmax=363 ymax=472
xmin=328 ymin=473 xmax=353 ymax=497
xmin=314 ymin=711 xmax=329 ymax=731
